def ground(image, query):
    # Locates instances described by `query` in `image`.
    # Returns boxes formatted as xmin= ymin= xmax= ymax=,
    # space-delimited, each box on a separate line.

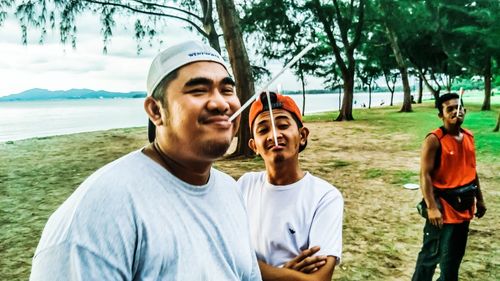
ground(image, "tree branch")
xmin=333 ymin=0 xmax=349 ymax=46
xmin=349 ymin=0 xmax=355 ymax=18
xmin=384 ymin=71 xmax=395 ymax=93
xmin=417 ymin=67 xmax=438 ymax=93
xmin=130 ymin=0 xmax=202 ymax=21
xmin=198 ymin=0 xmax=210 ymax=25
xmin=430 ymin=71 xmax=443 ymax=90
xmin=82 ymin=0 xmax=209 ymax=38
xmin=349 ymin=0 xmax=364 ymax=54
xmin=312 ymin=0 xmax=347 ymax=75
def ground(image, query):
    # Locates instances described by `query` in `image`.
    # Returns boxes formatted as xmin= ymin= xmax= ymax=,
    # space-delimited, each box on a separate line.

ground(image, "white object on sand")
xmin=403 ymin=183 xmax=420 ymax=190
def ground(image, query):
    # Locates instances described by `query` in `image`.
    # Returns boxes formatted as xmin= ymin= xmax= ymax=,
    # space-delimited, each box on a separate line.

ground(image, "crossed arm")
xmin=258 ymin=246 xmax=336 ymax=281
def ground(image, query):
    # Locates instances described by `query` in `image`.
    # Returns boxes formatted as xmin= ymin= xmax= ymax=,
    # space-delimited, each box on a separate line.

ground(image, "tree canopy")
xmin=3 ymin=0 xmax=498 ymax=133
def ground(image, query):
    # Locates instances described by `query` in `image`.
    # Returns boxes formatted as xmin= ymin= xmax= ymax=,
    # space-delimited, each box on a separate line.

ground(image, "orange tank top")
xmin=429 ymin=127 xmax=476 ymax=223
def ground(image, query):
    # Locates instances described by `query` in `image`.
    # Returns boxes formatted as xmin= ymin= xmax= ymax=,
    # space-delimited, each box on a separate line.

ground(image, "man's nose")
xmin=266 ymin=128 xmax=282 ymax=141
xmin=207 ymin=89 xmax=230 ymax=114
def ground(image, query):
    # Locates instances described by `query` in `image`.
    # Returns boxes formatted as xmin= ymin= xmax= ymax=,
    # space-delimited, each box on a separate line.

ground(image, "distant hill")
xmin=0 ymin=88 xmax=146 ymax=101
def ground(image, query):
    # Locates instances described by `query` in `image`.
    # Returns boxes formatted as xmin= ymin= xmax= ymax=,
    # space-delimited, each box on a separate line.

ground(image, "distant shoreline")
xmin=0 ymin=96 xmax=145 ymax=102
xmin=0 ymin=90 xmax=391 ymax=102
xmin=0 ymin=88 xmax=146 ymax=102
xmin=1 ymin=87 xmax=493 ymax=101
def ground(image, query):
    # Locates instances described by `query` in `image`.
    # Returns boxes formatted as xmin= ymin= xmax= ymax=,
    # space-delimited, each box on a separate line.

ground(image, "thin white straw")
xmin=457 ymin=87 xmax=464 ymax=117
xmin=265 ymin=89 xmax=279 ymax=147
xmin=229 ymin=43 xmax=318 ymax=122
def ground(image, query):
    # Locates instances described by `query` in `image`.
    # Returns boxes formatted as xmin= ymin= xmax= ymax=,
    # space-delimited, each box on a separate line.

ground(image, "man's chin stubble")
xmin=202 ymin=140 xmax=232 ymax=159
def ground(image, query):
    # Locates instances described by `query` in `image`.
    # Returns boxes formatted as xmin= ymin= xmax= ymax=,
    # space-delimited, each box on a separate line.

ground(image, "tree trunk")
xmin=384 ymin=22 xmax=411 ymax=112
xmin=446 ymin=76 xmax=452 ymax=92
xmin=336 ymin=71 xmax=354 ymax=121
xmin=418 ymin=74 xmax=423 ymax=103
xmin=384 ymin=72 xmax=395 ymax=106
xmin=338 ymin=87 xmax=341 ymax=111
xmin=399 ymin=66 xmax=412 ymax=112
xmin=494 ymin=112 xmax=500 ymax=132
xmin=368 ymin=83 xmax=372 ymax=109
xmin=418 ymin=68 xmax=440 ymax=103
xmin=311 ymin=0 xmax=363 ymax=122
xmin=300 ymin=68 xmax=306 ymax=115
xmin=482 ymin=56 xmax=491 ymax=111
xmin=215 ymin=0 xmax=255 ymax=157
xmin=205 ymin=24 xmax=221 ymax=53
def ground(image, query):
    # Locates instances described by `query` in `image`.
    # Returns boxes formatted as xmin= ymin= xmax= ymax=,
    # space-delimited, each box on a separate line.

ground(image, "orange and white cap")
xmin=248 ymin=92 xmax=303 ymax=130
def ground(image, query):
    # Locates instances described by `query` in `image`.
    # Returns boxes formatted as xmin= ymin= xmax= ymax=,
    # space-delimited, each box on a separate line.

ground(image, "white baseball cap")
xmin=146 ymin=40 xmax=228 ymax=96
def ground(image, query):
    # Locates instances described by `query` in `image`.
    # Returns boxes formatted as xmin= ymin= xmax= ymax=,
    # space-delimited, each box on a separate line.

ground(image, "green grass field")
xmin=305 ymin=95 xmax=499 ymax=163
xmin=0 ymin=94 xmax=498 ymax=280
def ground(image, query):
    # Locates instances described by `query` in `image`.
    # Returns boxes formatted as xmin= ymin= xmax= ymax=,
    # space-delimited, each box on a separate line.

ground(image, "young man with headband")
xmin=238 ymin=92 xmax=343 ymax=280
xmin=30 ymin=41 xmax=261 ymax=280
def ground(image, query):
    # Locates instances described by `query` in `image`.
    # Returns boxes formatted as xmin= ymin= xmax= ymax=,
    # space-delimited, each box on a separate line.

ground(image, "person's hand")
xmin=282 ymin=246 xmax=327 ymax=273
xmin=475 ymin=200 xmax=487 ymax=218
xmin=428 ymin=207 xmax=443 ymax=228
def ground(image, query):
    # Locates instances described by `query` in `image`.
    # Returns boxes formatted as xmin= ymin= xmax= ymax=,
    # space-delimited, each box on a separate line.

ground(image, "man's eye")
xmin=257 ymin=128 xmax=268 ymax=134
xmin=186 ymin=88 xmax=208 ymax=94
xmin=278 ymin=124 xmax=290 ymax=129
xmin=222 ymin=87 xmax=235 ymax=95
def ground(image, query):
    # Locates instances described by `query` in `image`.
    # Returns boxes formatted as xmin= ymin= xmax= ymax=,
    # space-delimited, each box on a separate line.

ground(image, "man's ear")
xmin=299 ymin=127 xmax=310 ymax=146
xmin=438 ymin=112 xmax=443 ymax=119
xmin=144 ymin=97 xmax=163 ymax=126
xmin=248 ymin=138 xmax=258 ymax=154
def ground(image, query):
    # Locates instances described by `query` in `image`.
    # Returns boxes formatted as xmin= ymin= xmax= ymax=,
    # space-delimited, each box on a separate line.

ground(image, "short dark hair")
xmin=436 ymin=93 xmax=460 ymax=114
xmin=148 ymin=69 xmax=179 ymax=143
xmin=152 ymin=69 xmax=179 ymax=105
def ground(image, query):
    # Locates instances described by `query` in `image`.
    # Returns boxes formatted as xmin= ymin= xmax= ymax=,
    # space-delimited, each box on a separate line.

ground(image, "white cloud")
xmin=0 ymin=9 xmax=325 ymax=97
xmin=0 ymin=12 xmax=202 ymax=96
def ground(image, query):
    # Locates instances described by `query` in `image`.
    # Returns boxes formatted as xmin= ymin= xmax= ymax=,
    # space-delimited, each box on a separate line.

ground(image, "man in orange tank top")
xmin=412 ymin=93 xmax=487 ymax=281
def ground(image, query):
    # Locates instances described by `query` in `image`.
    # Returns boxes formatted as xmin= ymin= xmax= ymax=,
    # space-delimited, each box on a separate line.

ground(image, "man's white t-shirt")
xmin=30 ymin=150 xmax=261 ymax=281
xmin=238 ymin=171 xmax=343 ymax=267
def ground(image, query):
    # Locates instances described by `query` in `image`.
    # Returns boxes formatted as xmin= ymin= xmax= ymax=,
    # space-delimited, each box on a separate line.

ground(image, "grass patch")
xmin=326 ymin=160 xmax=351 ymax=168
xmin=365 ymin=168 xmax=384 ymax=179
xmin=362 ymin=169 xmax=418 ymax=185
xmin=389 ymin=170 xmax=419 ymax=185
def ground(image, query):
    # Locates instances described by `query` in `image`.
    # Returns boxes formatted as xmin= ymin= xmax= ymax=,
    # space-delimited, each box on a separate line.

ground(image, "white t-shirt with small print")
xmin=238 ymin=171 xmax=343 ymax=267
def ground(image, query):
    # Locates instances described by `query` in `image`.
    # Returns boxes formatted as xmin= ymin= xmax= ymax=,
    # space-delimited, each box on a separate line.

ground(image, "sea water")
xmin=0 ymin=92 xmax=424 ymax=142
xmin=0 ymin=99 xmax=147 ymax=142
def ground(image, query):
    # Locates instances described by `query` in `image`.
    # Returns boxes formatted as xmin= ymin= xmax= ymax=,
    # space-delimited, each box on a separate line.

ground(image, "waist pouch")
xmin=434 ymin=184 xmax=477 ymax=212
xmin=416 ymin=197 xmax=442 ymax=219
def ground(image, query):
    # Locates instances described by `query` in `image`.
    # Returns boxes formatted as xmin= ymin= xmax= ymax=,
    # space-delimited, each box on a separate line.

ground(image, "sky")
xmin=0 ymin=11 xmax=325 ymax=97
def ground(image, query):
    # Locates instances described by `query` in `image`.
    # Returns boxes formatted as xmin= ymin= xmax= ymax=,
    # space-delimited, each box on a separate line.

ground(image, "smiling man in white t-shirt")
xmin=30 ymin=41 xmax=261 ymax=281
xmin=238 ymin=92 xmax=344 ymax=281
